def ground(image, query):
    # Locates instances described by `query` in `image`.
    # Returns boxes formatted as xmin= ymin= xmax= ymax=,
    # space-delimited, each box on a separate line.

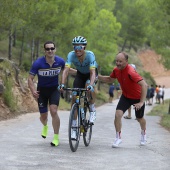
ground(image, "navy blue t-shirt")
xmin=29 ymin=56 xmax=65 ymax=87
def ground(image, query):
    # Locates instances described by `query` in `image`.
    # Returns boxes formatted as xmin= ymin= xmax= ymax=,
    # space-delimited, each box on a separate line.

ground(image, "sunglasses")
xmin=45 ymin=47 xmax=55 ymax=51
xmin=73 ymin=46 xmax=85 ymax=51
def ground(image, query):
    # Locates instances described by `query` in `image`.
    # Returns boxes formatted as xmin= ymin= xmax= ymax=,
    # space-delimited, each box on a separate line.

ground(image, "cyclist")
xmin=28 ymin=41 xmax=65 ymax=147
xmin=58 ymin=36 xmax=98 ymax=139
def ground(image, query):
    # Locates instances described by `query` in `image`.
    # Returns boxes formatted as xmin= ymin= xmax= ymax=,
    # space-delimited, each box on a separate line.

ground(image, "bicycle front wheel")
xmin=83 ymin=107 xmax=92 ymax=146
xmin=68 ymin=103 xmax=80 ymax=152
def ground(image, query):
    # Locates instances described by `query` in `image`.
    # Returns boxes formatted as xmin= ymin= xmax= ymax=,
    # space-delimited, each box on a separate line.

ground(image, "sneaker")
xmin=112 ymin=138 xmax=122 ymax=148
xmin=51 ymin=134 xmax=59 ymax=147
xmin=89 ymin=111 xmax=96 ymax=124
xmin=41 ymin=125 xmax=48 ymax=138
xmin=140 ymin=134 xmax=147 ymax=146
xmin=71 ymin=129 xmax=77 ymax=140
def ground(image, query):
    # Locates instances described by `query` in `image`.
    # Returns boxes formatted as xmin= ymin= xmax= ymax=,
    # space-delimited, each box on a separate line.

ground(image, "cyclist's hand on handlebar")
xmin=58 ymin=84 xmax=65 ymax=91
xmin=87 ymin=85 xmax=94 ymax=92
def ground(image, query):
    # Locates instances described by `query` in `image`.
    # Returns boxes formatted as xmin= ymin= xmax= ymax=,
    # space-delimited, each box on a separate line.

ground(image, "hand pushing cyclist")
xmin=59 ymin=36 xmax=98 ymax=139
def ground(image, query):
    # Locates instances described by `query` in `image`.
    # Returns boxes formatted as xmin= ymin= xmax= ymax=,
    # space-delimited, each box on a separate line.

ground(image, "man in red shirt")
xmin=98 ymin=52 xmax=147 ymax=147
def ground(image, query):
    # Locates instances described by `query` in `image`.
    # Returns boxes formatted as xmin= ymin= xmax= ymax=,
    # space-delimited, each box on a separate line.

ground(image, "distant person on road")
xmin=162 ymin=85 xmax=165 ymax=104
xmin=116 ymin=83 xmax=121 ymax=99
xmin=155 ymin=85 xmax=159 ymax=103
xmin=149 ymin=85 xmax=155 ymax=105
xmin=28 ymin=41 xmax=65 ymax=147
xmin=98 ymin=52 xmax=147 ymax=147
xmin=109 ymin=83 xmax=115 ymax=103
xmin=146 ymin=85 xmax=151 ymax=105
xmin=158 ymin=85 xmax=164 ymax=104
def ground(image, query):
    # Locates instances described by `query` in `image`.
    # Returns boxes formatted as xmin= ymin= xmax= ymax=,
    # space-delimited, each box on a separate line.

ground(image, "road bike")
xmin=62 ymin=87 xmax=93 ymax=152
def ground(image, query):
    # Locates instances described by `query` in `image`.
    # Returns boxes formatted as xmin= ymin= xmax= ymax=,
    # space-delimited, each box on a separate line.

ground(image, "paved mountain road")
xmin=0 ymin=89 xmax=170 ymax=170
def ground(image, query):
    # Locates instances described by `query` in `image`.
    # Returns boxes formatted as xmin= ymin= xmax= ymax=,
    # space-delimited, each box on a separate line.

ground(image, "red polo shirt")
xmin=110 ymin=64 xmax=143 ymax=99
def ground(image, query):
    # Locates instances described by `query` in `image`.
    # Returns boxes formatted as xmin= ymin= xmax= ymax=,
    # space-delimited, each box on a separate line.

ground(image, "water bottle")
xmin=81 ymin=108 xmax=85 ymax=120
xmin=76 ymin=96 xmax=79 ymax=103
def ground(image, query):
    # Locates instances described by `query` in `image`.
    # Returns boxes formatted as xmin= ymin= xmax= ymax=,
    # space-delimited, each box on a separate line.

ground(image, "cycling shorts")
xmin=116 ymin=94 xmax=145 ymax=119
xmin=72 ymin=69 xmax=98 ymax=95
xmin=37 ymin=86 xmax=60 ymax=113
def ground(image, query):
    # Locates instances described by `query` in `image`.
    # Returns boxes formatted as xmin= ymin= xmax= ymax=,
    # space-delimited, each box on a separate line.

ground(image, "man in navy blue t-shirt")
xmin=28 ymin=41 xmax=65 ymax=147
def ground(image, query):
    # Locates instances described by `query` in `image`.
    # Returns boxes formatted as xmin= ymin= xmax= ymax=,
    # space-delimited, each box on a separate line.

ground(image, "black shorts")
xmin=109 ymin=92 xmax=114 ymax=98
xmin=37 ymin=86 xmax=60 ymax=113
xmin=116 ymin=95 xmax=145 ymax=118
xmin=73 ymin=69 xmax=98 ymax=88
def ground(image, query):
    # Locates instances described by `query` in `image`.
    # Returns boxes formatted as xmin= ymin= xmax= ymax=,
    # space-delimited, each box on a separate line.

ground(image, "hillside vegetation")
xmin=0 ymin=41 xmax=168 ymax=121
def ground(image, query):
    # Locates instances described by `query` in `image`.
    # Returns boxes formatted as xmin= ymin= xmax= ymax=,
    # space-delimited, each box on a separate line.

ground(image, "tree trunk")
xmin=13 ymin=28 xmax=16 ymax=47
xmin=36 ymin=39 xmax=40 ymax=59
xmin=31 ymin=38 xmax=35 ymax=64
xmin=121 ymin=39 xmax=127 ymax=51
xmin=8 ymin=29 xmax=13 ymax=60
xmin=19 ymin=29 xmax=25 ymax=66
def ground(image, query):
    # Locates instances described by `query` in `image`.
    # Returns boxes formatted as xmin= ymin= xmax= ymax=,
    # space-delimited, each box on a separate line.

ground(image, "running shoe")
xmin=41 ymin=125 xmax=48 ymax=138
xmin=51 ymin=134 xmax=59 ymax=147
xmin=112 ymin=138 xmax=122 ymax=148
xmin=89 ymin=111 xmax=96 ymax=124
xmin=140 ymin=134 xmax=147 ymax=146
xmin=71 ymin=129 xmax=77 ymax=140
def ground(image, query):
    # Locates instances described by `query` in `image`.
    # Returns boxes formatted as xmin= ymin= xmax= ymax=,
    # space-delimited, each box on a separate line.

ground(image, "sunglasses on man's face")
xmin=45 ymin=47 xmax=55 ymax=51
xmin=73 ymin=46 xmax=85 ymax=51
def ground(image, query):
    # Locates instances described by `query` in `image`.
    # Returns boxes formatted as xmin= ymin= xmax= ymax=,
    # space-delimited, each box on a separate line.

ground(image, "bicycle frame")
xmin=63 ymin=87 xmax=93 ymax=152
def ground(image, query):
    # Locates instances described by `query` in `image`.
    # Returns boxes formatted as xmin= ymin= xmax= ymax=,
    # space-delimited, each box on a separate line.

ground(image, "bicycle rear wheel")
xmin=68 ymin=103 xmax=80 ymax=152
xmin=83 ymin=106 xmax=92 ymax=146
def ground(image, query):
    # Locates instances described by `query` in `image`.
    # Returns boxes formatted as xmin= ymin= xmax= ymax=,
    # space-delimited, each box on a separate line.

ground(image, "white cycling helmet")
xmin=130 ymin=64 xmax=136 ymax=70
xmin=72 ymin=36 xmax=87 ymax=45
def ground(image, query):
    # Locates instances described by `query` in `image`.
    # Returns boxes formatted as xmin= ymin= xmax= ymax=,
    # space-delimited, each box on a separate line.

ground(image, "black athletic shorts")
xmin=37 ymin=86 xmax=60 ymax=113
xmin=73 ymin=69 xmax=98 ymax=88
xmin=109 ymin=92 xmax=114 ymax=98
xmin=116 ymin=94 xmax=145 ymax=118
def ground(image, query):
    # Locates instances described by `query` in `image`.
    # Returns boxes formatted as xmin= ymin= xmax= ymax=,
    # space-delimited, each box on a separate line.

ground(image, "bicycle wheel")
xmin=83 ymin=106 xmax=92 ymax=146
xmin=68 ymin=103 xmax=81 ymax=152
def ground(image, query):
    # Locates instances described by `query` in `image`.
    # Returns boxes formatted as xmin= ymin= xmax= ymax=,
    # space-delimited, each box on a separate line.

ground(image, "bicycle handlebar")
xmin=62 ymin=87 xmax=88 ymax=92
xmin=60 ymin=87 xmax=89 ymax=99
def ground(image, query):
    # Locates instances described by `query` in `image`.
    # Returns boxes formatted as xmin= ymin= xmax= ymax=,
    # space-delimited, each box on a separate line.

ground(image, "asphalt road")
xmin=0 ymin=89 xmax=170 ymax=170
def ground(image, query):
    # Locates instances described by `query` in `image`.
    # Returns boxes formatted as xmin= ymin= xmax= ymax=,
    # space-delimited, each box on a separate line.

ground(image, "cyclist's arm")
xmin=69 ymin=68 xmax=77 ymax=75
xmin=89 ymin=68 xmax=96 ymax=86
xmin=98 ymin=74 xmax=115 ymax=83
xmin=61 ymin=67 xmax=70 ymax=84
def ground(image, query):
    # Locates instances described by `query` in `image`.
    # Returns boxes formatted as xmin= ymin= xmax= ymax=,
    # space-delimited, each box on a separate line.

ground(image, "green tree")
xmin=88 ymin=9 xmax=121 ymax=74
xmin=115 ymin=0 xmax=149 ymax=51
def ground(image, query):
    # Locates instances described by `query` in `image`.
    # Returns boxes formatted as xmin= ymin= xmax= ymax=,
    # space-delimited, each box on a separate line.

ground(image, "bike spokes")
xmin=68 ymin=103 xmax=80 ymax=152
xmin=83 ymin=107 xmax=92 ymax=146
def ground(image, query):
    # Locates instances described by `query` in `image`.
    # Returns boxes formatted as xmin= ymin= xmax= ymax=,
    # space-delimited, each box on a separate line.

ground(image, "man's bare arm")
xmin=138 ymin=80 xmax=148 ymax=104
xmin=98 ymin=74 xmax=115 ymax=83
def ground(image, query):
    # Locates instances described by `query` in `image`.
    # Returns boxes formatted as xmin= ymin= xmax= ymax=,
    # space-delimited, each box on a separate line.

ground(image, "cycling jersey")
xmin=110 ymin=64 xmax=143 ymax=99
xmin=29 ymin=56 xmax=65 ymax=87
xmin=65 ymin=50 xmax=98 ymax=74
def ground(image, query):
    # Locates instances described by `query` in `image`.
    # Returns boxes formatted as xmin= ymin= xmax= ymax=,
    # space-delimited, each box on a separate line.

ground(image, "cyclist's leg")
xmin=85 ymin=78 xmax=97 ymax=123
xmin=49 ymin=87 xmax=60 ymax=146
xmin=71 ymin=73 xmax=86 ymax=132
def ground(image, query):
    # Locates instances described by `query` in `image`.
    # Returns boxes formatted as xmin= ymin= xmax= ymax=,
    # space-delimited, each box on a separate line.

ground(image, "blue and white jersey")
xmin=29 ymin=56 xmax=65 ymax=87
xmin=65 ymin=50 xmax=98 ymax=74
